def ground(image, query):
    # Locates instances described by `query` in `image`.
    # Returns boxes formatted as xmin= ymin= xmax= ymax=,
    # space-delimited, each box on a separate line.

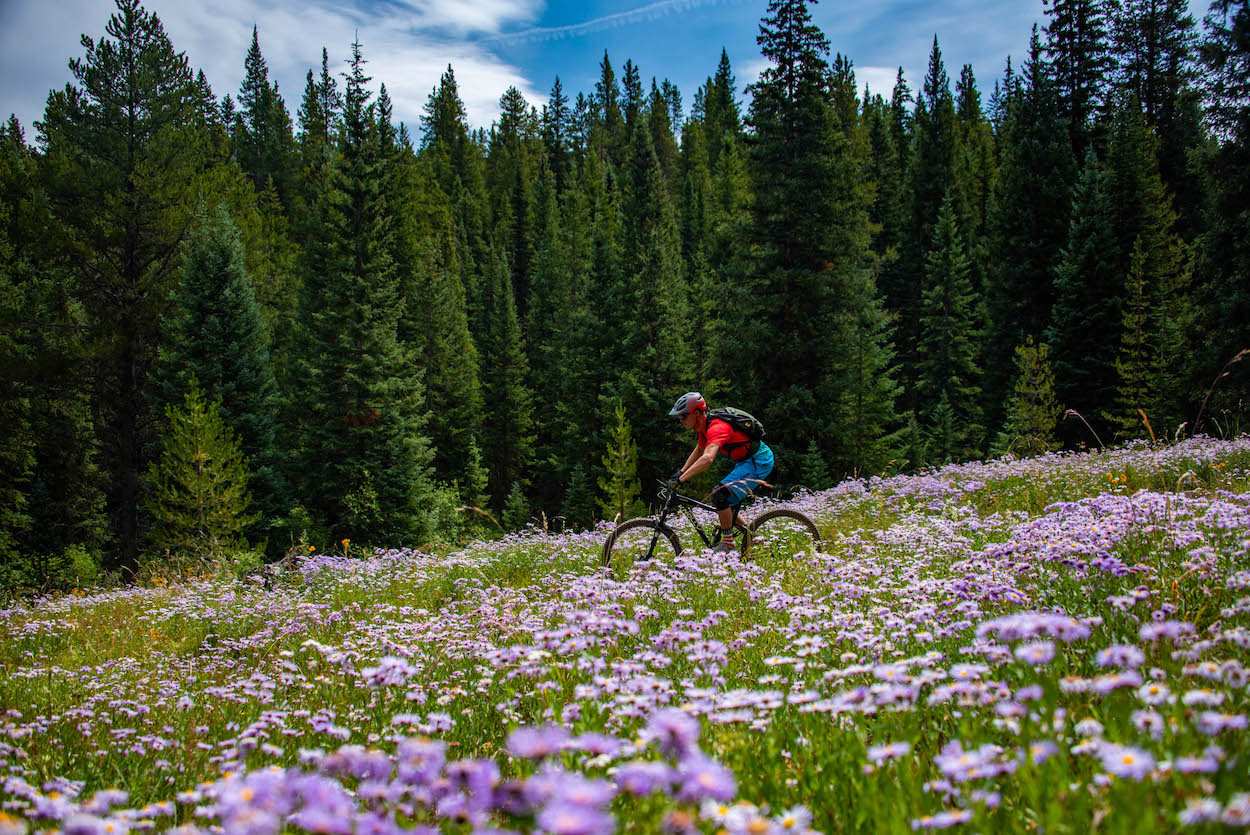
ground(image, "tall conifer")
xmin=287 ymin=38 xmax=432 ymax=543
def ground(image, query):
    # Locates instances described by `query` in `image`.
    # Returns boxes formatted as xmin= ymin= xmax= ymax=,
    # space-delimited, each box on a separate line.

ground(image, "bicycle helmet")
xmin=668 ymin=391 xmax=707 ymax=417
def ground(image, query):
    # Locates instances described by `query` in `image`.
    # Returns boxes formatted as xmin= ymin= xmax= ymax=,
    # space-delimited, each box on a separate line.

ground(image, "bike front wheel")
xmin=745 ymin=508 xmax=821 ymax=560
xmin=601 ymin=518 xmax=683 ymax=570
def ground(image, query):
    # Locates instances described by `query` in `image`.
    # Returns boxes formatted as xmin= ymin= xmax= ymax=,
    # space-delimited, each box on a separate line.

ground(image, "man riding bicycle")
xmin=668 ymin=392 xmax=775 ymax=553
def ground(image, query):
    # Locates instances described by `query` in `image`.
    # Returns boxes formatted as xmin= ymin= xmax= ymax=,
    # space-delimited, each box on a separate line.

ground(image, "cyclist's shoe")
xmin=710 ymin=541 xmax=736 ymax=554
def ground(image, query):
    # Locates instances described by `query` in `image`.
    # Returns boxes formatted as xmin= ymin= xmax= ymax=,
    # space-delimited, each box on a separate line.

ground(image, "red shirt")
xmin=698 ymin=417 xmax=754 ymax=462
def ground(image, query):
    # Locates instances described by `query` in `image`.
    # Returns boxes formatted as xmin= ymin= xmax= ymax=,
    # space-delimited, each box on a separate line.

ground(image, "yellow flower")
xmin=308 ymin=545 xmax=316 ymax=552
xmin=342 ymin=538 xmax=350 ymax=546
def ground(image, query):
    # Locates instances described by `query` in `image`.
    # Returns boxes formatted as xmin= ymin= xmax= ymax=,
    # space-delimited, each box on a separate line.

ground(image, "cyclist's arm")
xmin=679 ymin=443 xmax=720 ymax=482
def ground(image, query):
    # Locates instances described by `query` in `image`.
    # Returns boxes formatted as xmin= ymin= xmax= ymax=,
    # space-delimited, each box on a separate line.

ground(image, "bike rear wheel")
xmin=745 ymin=508 xmax=821 ymax=560
xmin=601 ymin=518 xmax=683 ymax=570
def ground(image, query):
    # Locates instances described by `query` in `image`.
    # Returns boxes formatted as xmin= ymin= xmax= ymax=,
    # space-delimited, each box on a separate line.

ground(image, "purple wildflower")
xmin=507 ymin=725 xmax=570 ymax=759
xmin=675 ymin=755 xmax=736 ymax=803
xmin=613 ymin=760 xmax=673 ymax=797
xmin=910 ymin=809 xmax=974 ymax=829
xmin=1099 ymin=744 xmax=1155 ymax=780
xmin=1095 ymin=644 xmax=1145 ymax=669
xmin=1014 ymin=641 xmax=1055 ymax=665
xmin=645 ymin=708 xmax=701 ymax=758
xmin=535 ymin=802 xmax=615 ymax=835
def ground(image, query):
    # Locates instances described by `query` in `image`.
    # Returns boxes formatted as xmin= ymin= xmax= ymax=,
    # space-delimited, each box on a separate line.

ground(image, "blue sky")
xmin=0 ymin=0 xmax=1213 ymax=141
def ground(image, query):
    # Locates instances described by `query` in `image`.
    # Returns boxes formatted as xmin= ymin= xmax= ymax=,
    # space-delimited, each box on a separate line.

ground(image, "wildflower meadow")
xmin=2 ymin=435 xmax=1250 ymax=834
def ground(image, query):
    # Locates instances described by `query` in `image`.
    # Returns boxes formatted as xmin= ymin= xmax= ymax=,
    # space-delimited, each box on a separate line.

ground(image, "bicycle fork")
xmin=643 ymin=492 xmax=676 ymax=561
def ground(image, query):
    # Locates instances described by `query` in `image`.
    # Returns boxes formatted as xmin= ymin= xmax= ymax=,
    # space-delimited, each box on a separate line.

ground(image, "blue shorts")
xmin=717 ymin=442 xmax=775 ymax=506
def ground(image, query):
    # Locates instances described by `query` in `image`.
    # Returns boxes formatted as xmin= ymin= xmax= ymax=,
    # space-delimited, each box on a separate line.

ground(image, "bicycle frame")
xmin=644 ymin=481 xmax=748 ymax=560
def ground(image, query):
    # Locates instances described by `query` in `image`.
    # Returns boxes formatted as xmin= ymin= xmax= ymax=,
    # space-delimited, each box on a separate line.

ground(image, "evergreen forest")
xmin=2 ymin=0 xmax=1248 ymax=587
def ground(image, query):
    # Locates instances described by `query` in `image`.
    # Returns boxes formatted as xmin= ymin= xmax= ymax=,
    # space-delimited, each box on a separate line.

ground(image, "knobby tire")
xmin=747 ymin=508 xmax=821 ymax=558
xmin=601 ymin=517 xmax=683 ymax=569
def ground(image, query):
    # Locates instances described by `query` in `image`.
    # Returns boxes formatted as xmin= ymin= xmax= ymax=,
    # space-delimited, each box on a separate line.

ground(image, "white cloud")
xmin=857 ymin=65 xmax=907 ymax=101
xmin=0 ymin=0 xmax=546 ymax=137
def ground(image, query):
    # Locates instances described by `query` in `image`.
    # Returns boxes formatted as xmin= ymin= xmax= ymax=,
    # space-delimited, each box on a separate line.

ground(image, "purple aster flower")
xmin=570 ymin=733 xmax=621 ymax=757
xmin=548 ymin=774 xmax=616 ymax=809
xmin=1174 ymin=756 xmax=1219 ymax=774
xmin=1099 ymin=744 xmax=1155 ymax=780
xmin=866 ymin=741 xmax=912 ymax=764
xmin=535 ymin=802 xmax=615 ymax=835
xmin=288 ymin=807 xmax=354 ymax=835
xmin=1096 ymin=644 xmax=1146 ymax=669
xmin=1139 ymin=620 xmax=1196 ymax=642
xmin=396 ymin=739 xmax=445 ymax=788
xmin=1014 ymin=641 xmax=1055 ymax=665
xmin=613 ymin=760 xmax=674 ymax=797
xmin=910 ymin=809 xmax=974 ymax=829
xmin=322 ymin=745 xmax=392 ymax=781
xmin=1015 ymin=684 xmax=1044 ymax=702
xmin=1196 ymin=712 xmax=1248 ymax=736
xmin=1131 ymin=709 xmax=1165 ymax=740
xmin=1178 ymin=798 xmax=1222 ymax=825
xmin=1026 ymin=741 xmax=1058 ymax=764
xmin=645 ymin=708 xmax=700 ymax=758
xmin=507 ymin=725 xmax=570 ymax=759
xmin=675 ymin=755 xmax=736 ymax=803
xmin=62 ymin=816 xmax=109 ymax=835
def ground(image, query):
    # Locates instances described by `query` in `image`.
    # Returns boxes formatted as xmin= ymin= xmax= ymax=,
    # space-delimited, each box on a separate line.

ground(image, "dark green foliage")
xmin=145 ymin=382 xmax=258 ymax=556
xmin=1191 ymin=0 xmax=1250 ymax=429
xmin=1044 ymin=0 xmax=1114 ymax=156
xmin=502 ymin=481 xmax=531 ymax=531
xmin=597 ymin=403 xmax=645 ymax=523
xmin=1047 ymin=152 xmax=1123 ymax=445
xmin=561 ymin=464 xmax=599 ymax=531
xmin=286 ymin=38 xmax=432 ymax=544
xmin=478 ymin=248 xmax=535 ymax=509
xmin=236 ymin=26 xmax=296 ymax=205
xmin=996 ymin=335 xmax=1063 ymax=456
xmin=801 ymin=440 xmax=833 ymax=491
xmin=155 ymin=204 xmax=290 ymax=550
xmin=1104 ymin=96 xmax=1190 ymax=431
xmin=38 ymin=0 xmax=219 ymax=567
xmin=984 ymin=29 xmax=1077 ymax=430
xmin=919 ymin=196 xmax=984 ymax=461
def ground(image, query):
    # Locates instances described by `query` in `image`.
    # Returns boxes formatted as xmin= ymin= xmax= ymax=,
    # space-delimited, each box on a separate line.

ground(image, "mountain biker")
xmin=668 ymin=391 xmax=775 ymax=553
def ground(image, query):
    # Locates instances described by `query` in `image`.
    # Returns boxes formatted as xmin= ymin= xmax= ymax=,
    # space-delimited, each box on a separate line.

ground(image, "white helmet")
xmin=668 ymin=391 xmax=707 ymax=417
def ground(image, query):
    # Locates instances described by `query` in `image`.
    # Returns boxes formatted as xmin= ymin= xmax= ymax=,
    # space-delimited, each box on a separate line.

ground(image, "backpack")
xmin=706 ymin=407 xmax=766 ymax=455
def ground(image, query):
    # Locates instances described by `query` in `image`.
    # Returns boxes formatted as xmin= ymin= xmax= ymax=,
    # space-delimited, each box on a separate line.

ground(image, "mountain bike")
xmin=600 ymin=480 xmax=821 ymax=570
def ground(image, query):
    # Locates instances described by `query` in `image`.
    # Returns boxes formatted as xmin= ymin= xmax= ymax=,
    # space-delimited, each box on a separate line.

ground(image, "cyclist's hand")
xmin=668 ymin=472 xmax=683 ymax=488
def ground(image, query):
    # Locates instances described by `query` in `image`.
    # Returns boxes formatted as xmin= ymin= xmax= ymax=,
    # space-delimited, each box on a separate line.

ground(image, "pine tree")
xmin=593 ymin=52 xmax=625 ymax=164
xmin=237 ymin=26 xmax=295 ymax=203
xmin=1044 ymin=0 xmax=1114 ymax=157
xmin=918 ymin=196 xmax=984 ymax=461
xmin=996 ymin=336 xmax=1063 ymax=456
xmin=479 ymin=248 xmax=535 ymax=510
xmin=155 ymin=204 xmax=290 ymax=549
xmin=561 ymin=463 xmax=598 ymax=531
xmin=38 ymin=0 xmax=217 ymax=567
xmin=1105 ymin=95 xmax=1190 ymax=430
xmin=744 ymin=0 xmax=843 ymax=460
xmin=984 ymin=28 xmax=1076 ymax=432
xmin=1047 ymin=151 xmax=1123 ymax=446
xmin=1112 ymin=0 xmax=1206 ymax=238
xmin=502 ymin=481 xmax=531 ymax=531
xmin=801 ymin=440 xmax=833 ymax=490
xmin=617 ymin=124 xmax=695 ymax=485
xmin=1192 ymin=0 xmax=1250 ymax=425
xmin=145 ymin=382 xmax=258 ymax=557
xmin=597 ymin=403 xmax=645 ymax=523
xmin=287 ymin=38 xmax=432 ymax=544
xmin=704 ymin=49 xmax=743 ymax=169
xmin=543 ymin=76 xmax=571 ymax=195
xmin=1108 ymin=239 xmax=1154 ymax=438
xmin=895 ymin=38 xmax=958 ymax=403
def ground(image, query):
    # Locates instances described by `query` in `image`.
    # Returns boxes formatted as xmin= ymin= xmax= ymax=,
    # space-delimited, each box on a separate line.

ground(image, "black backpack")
xmin=706 ymin=407 xmax=766 ymax=455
